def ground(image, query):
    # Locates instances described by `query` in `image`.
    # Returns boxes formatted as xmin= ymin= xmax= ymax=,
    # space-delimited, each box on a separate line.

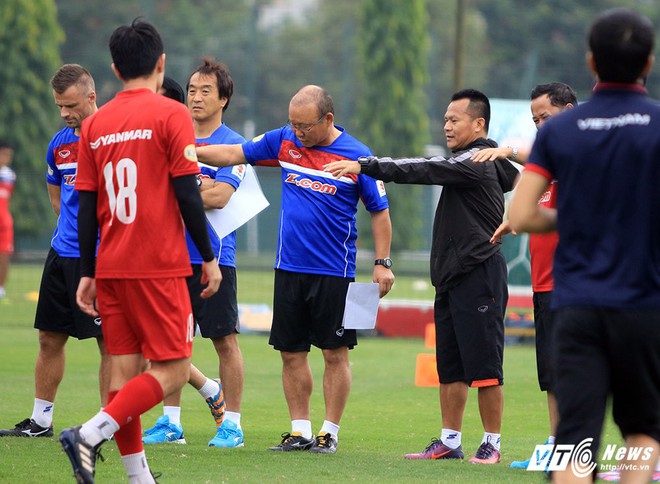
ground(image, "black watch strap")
xmin=374 ymin=257 xmax=393 ymax=269
xmin=358 ymin=156 xmax=374 ymax=171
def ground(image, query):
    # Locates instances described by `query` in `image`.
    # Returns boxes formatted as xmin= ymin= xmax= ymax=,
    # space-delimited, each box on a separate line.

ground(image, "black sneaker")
xmin=59 ymin=426 xmax=104 ymax=484
xmin=268 ymin=432 xmax=314 ymax=451
xmin=0 ymin=418 xmax=53 ymax=437
xmin=309 ymin=433 xmax=337 ymax=454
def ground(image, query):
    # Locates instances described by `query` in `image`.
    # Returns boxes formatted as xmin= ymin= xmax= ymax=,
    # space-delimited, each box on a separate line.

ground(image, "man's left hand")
xmin=373 ymin=266 xmax=394 ymax=298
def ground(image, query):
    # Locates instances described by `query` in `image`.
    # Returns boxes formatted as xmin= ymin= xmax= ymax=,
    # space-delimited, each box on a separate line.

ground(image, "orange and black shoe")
xmin=404 ymin=437 xmax=464 ymax=460
xmin=469 ymin=441 xmax=501 ymax=464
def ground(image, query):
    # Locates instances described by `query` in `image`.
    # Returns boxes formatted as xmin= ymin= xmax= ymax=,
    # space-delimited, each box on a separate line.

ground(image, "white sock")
xmin=80 ymin=411 xmax=119 ymax=447
xmin=291 ymin=419 xmax=312 ymax=439
xmin=122 ymin=451 xmax=154 ymax=484
xmin=31 ymin=398 xmax=54 ymax=428
xmin=547 ymin=435 xmax=556 ymax=445
xmin=163 ymin=406 xmax=181 ymax=427
xmin=225 ymin=411 xmax=241 ymax=428
xmin=441 ymin=428 xmax=461 ymax=449
xmin=319 ymin=420 xmax=340 ymax=440
xmin=0 ymin=287 xmax=5 ymax=297
xmin=198 ymin=378 xmax=220 ymax=400
xmin=483 ymin=432 xmax=501 ymax=451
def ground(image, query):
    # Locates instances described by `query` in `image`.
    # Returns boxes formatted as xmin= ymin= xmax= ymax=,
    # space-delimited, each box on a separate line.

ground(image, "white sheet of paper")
xmin=342 ymin=282 xmax=380 ymax=330
xmin=202 ymin=164 xmax=270 ymax=240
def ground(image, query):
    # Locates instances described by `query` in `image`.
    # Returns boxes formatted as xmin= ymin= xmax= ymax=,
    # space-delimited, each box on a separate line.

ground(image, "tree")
xmin=0 ymin=0 xmax=63 ymax=241
xmin=355 ymin=0 xmax=430 ymax=251
xmin=471 ymin=0 xmax=660 ymax=100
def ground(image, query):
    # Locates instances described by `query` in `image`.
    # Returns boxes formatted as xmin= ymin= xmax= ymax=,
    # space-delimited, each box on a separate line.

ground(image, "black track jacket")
xmin=360 ymin=137 xmax=519 ymax=291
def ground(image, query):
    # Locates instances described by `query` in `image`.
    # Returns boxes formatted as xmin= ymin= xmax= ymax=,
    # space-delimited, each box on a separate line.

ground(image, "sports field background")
xmin=0 ymin=262 xmax=622 ymax=483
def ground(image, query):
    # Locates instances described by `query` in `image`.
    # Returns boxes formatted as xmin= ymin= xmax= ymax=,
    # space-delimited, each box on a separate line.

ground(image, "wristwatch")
xmin=375 ymin=257 xmax=393 ymax=269
xmin=196 ymin=175 xmax=203 ymax=187
xmin=509 ymin=146 xmax=518 ymax=161
xmin=358 ymin=156 xmax=374 ymax=171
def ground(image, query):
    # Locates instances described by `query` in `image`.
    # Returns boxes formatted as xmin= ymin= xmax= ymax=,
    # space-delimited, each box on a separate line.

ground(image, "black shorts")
xmin=187 ymin=264 xmax=239 ymax=339
xmin=435 ymin=253 xmax=507 ymax=387
xmin=553 ymin=307 xmax=660 ymax=453
xmin=269 ymin=269 xmax=357 ymax=352
xmin=34 ymin=248 xmax=103 ymax=340
xmin=533 ymin=291 xmax=555 ymax=392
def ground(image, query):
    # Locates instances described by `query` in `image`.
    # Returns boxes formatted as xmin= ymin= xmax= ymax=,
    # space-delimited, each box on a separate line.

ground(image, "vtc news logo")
xmin=527 ymin=438 xmax=654 ymax=477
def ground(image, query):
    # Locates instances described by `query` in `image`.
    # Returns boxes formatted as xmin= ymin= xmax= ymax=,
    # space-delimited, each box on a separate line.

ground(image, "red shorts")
xmin=96 ymin=278 xmax=194 ymax=361
xmin=0 ymin=216 xmax=13 ymax=254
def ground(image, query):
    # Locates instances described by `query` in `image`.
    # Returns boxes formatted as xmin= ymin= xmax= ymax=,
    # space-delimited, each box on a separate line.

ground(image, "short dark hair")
xmin=187 ymin=57 xmax=234 ymax=111
xmin=531 ymin=82 xmax=577 ymax=107
xmin=109 ymin=18 xmax=164 ymax=80
xmin=451 ymin=88 xmax=490 ymax=132
xmin=0 ymin=139 xmax=13 ymax=150
xmin=50 ymin=64 xmax=95 ymax=95
xmin=161 ymin=76 xmax=185 ymax=104
xmin=588 ymin=8 xmax=654 ymax=83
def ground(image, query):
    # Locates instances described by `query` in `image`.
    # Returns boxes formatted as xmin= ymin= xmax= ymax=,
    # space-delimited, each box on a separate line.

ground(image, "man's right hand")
xmin=76 ymin=276 xmax=99 ymax=317
xmin=200 ymin=259 xmax=222 ymax=299
xmin=490 ymin=220 xmax=516 ymax=244
xmin=471 ymin=147 xmax=512 ymax=162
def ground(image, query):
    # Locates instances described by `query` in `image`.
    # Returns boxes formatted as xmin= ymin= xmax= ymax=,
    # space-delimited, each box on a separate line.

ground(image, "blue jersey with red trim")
xmin=242 ymin=125 xmax=389 ymax=277
xmin=527 ymin=84 xmax=660 ymax=310
xmin=46 ymin=127 xmax=84 ymax=257
xmin=186 ymin=124 xmax=246 ymax=267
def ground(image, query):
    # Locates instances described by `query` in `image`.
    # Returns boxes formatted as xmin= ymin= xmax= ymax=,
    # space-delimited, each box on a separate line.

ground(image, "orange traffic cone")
xmin=414 ymin=353 xmax=440 ymax=387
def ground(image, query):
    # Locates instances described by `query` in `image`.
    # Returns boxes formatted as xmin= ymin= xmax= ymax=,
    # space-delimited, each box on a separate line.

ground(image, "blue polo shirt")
xmin=527 ymin=83 xmax=660 ymax=310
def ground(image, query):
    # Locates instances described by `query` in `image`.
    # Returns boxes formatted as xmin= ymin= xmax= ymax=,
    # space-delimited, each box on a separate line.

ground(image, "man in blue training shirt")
xmin=510 ymin=8 xmax=660 ymax=483
xmin=197 ymin=84 xmax=395 ymax=454
xmin=0 ymin=64 xmax=109 ymax=438
xmin=143 ymin=59 xmax=247 ymax=449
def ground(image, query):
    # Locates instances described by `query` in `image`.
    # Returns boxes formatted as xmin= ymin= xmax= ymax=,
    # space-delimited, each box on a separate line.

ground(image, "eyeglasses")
xmin=287 ymin=113 xmax=327 ymax=132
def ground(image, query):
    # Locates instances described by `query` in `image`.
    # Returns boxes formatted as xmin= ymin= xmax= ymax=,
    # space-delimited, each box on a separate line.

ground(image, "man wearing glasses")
xmin=196 ymin=84 xmax=394 ymax=454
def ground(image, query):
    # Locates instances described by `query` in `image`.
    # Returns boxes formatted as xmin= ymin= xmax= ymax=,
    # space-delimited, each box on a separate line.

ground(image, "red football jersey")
xmin=528 ymin=181 xmax=559 ymax=292
xmin=76 ymin=88 xmax=200 ymax=279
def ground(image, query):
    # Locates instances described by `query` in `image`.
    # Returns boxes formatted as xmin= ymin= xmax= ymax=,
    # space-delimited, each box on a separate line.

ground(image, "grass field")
xmin=2 ymin=262 xmax=436 ymax=307
xmin=0 ymin=264 xmax=621 ymax=483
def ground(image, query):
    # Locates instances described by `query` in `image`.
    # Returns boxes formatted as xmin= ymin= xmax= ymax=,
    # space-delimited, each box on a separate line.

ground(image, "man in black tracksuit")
xmin=324 ymin=89 xmax=519 ymax=464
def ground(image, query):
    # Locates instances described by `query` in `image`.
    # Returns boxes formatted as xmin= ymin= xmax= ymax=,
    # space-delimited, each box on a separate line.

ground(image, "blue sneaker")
xmin=511 ymin=440 xmax=551 ymax=470
xmin=142 ymin=415 xmax=186 ymax=445
xmin=510 ymin=457 xmax=531 ymax=469
xmin=208 ymin=420 xmax=244 ymax=448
